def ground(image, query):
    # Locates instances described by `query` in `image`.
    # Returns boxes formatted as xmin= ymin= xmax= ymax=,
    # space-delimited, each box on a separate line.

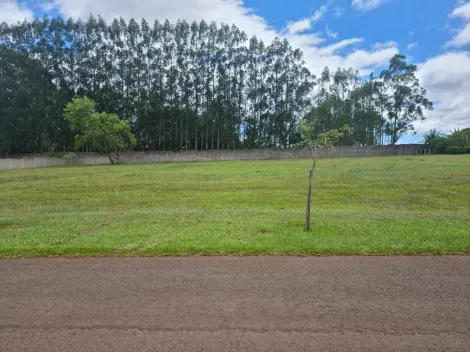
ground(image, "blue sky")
xmin=2 ymin=0 xmax=470 ymax=144
xmin=245 ymin=0 xmax=457 ymax=63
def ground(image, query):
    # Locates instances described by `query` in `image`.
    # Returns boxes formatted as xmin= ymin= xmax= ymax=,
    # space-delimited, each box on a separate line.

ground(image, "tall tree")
xmin=1 ymin=16 xmax=438 ymax=154
xmin=380 ymin=54 xmax=433 ymax=145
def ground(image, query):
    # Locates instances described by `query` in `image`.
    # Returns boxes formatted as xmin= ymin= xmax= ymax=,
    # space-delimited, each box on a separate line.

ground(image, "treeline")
xmin=423 ymin=128 xmax=470 ymax=154
xmin=1 ymin=16 xmax=432 ymax=156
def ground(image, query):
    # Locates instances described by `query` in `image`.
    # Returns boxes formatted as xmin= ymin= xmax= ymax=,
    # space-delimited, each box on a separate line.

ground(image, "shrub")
xmin=447 ymin=146 xmax=470 ymax=154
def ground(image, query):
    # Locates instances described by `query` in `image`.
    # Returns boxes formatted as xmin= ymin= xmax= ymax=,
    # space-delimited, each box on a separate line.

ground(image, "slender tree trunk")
xmin=185 ymin=108 xmax=188 ymax=150
xmin=217 ymin=110 xmax=220 ymax=149
xmin=195 ymin=94 xmax=198 ymax=150
xmin=206 ymin=121 xmax=209 ymax=150
xmin=306 ymin=169 xmax=313 ymax=231
xmin=159 ymin=108 xmax=162 ymax=150
xmin=175 ymin=115 xmax=178 ymax=150
xmin=306 ymin=159 xmax=316 ymax=231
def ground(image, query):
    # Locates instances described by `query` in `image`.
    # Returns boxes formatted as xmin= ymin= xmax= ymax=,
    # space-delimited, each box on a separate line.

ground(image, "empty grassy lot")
xmin=0 ymin=155 xmax=469 ymax=257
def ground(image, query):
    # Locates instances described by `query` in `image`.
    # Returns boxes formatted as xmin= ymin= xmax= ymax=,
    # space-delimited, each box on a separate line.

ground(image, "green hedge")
xmin=428 ymin=136 xmax=470 ymax=154
xmin=446 ymin=146 xmax=470 ymax=154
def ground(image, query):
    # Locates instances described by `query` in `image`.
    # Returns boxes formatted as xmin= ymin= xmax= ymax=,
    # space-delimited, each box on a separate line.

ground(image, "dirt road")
xmin=1 ymin=257 xmax=469 ymax=351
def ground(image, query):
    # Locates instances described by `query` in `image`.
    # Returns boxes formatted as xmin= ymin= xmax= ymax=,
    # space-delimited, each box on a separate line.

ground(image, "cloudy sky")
xmin=2 ymin=0 xmax=470 ymax=142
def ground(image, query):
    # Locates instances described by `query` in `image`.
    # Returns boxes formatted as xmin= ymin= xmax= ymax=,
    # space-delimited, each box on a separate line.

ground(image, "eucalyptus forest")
xmin=0 ymin=16 xmax=433 ymax=156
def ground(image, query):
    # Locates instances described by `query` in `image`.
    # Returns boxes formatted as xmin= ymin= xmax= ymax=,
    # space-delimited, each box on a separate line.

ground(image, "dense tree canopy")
xmin=0 ymin=45 xmax=71 ymax=156
xmin=0 ymin=16 xmax=436 ymax=156
xmin=64 ymin=97 xmax=136 ymax=164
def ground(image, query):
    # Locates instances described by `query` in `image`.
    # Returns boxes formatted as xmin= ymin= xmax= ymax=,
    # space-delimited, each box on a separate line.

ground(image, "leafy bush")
xmin=447 ymin=146 xmax=470 ymax=154
xmin=424 ymin=127 xmax=470 ymax=154
xmin=429 ymin=136 xmax=449 ymax=154
xmin=64 ymin=97 xmax=136 ymax=165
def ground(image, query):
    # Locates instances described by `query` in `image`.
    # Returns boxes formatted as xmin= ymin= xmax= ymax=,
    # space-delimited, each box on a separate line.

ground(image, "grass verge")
xmin=1 ymin=155 xmax=469 ymax=257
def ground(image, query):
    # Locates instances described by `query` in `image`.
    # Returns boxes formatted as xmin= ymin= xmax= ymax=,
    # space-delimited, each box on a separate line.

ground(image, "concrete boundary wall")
xmin=0 ymin=144 xmax=427 ymax=171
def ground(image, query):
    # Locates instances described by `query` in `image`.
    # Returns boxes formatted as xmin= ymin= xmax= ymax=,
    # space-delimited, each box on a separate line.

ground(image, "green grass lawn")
xmin=1 ymin=155 xmax=469 ymax=257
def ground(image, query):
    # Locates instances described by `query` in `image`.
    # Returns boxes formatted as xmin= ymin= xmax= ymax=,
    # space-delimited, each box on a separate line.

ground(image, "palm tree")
xmin=422 ymin=128 xmax=444 ymax=145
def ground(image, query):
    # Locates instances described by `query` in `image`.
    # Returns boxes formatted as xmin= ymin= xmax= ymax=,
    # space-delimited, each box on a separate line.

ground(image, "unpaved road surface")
xmin=1 ymin=257 xmax=469 ymax=351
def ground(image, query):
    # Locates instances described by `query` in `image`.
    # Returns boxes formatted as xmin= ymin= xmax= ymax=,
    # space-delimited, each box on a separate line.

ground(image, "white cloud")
xmin=285 ymin=32 xmax=326 ymax=48
xmin=413 ymin=3 xmax=470 ymax=133
xmin=352 ymin=0 xmax=392 ymax=12
xmin=342 ymin=46 xmax=397 ymax=74
xmin=373 ymin=41 xmax=398 ymax=50
xmin=285 ymin=6 xmax=327 ymax=34
xmin=333 ymin=7 xmax=345 ymax=18
xmin=407 ymin=42 xmax=418 ymax=50
xmin=0 ymin=0 xmax=33 ymax=23
xmin=452 ymin=1 xmax=470 ymax=20
xmin=316 ymin=38 xmax=363 ymax=56
xmin=415 ymin=52 xmax=470 ymax=132
xmin=41 ymin=2 xmax=57 ymax=12
xmin=299 ymin=40 xmax=397 ymax=77
xmin=447 ymin=1 xmax=470 ymax=47
xmin=447 ymin=24 xmax=470 ymax=47
xmin=325 ymin=25 xmax=338 ymax=39
xmin=286 ymin=18 xmax=313 ymax=35
xmin=311 ymin=5 xmax=328 ymax=22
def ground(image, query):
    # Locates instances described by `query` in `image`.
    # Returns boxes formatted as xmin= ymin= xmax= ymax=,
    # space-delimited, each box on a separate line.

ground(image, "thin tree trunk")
xmin=306 ymin=169 xmax=313 ymax=231
xmin=306 ymin=159 xmax=316 ymax=231
xmin=217 ymin=114 xmax=220 ymax=149
xmin=195 ymin=102 xmax=198 ymax=151
xmin=206 ymin=121 xmax=209 ymax=150
xmin=159 ymin=108 xmax=162 ymax=150
xmin=185 ymin=109 xmax=188 ymax=150
xmin=174 ymin=114 xmax=177 ymax=150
